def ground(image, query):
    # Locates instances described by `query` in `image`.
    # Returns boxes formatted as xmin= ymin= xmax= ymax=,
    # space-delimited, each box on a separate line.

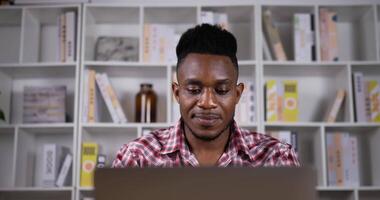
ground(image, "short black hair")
xmin=176 ymin=24 xmax=238 ymax=73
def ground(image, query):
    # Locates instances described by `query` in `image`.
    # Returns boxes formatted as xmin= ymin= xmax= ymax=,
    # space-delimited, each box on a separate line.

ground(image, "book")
xmin=235 ymin=81 xmax=255 ymax=123
xmin=294 ymin=13 xmax=314 ymax=61
xmin=200 ymin=11 xmax=229 ymax=30
xmin=266 ymin=80 xmax=279 ymax=122
xmin=143 ymin=24 xmax=176 ymax=63
xmin=320 ymin=8 xmax=338 ymax=61
xmin=65 ymin=11 xmax=76 ymax=62
xmin=23 ymin=86 xmax=66 ymax=123
xmin=263 ymin=9 xmax=287 ymax=61
xmin=95 ymin=73 xmax=128 ymax=123
xmin=353 ymin=72 xmax=370 ymax=122
xmin=326 ymin=133 xmax=337 ymax=186
xmin=82 ymin=69 xmax=89 ymax=123
xmin=200 ymin=11 xmax=214 ymax=25
xmin=41 ymin=144 xmax=70 ymax=187
xmin=327 ymin=132 xmax=360 ymax=186
xmin=325 ymin=89 xmax=345 ymax=123
xmin=87 ymin=69 xmax=97 ymax=123
xmin=282 ymin=80 xmax=298 ymax=122
xmin=367 ymin=80 xmax=380 ymax=122
xmin=95 ymin=36 xmax=139 ymax=62
xmin=80 ymin=142 xmax=98 ymax=187
xmin=58 ymin=13 xmax=66 ymax=62
xmin=55 ymin=153 xmax=73 ymax=187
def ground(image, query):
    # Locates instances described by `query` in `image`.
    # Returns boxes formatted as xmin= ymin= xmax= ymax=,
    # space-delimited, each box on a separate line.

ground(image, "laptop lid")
xmin=95 ymin=167 xmax=317 ymax=200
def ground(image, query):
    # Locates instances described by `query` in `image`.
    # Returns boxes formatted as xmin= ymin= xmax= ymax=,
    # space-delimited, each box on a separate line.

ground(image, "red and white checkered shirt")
xmin=112 ymin=120 xmax=300 ymax=167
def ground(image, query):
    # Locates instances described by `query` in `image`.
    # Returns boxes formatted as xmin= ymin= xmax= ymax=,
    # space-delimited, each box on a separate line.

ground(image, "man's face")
xmin=173 ymin=53 xmax=244 ymax=141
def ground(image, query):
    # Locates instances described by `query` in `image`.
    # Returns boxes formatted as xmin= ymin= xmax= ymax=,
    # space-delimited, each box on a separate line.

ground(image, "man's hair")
xmin=176 ymin=23 xmax=238 ymax=72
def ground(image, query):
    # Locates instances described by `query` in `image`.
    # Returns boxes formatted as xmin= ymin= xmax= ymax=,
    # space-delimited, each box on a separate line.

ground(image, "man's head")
xmin=173 ymin=24 xmax=244 ymax=142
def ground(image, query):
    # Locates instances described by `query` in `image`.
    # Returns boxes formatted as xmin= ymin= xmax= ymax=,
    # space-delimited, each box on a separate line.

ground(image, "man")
xmin=112 ymin=24 xmax=299 ymax=167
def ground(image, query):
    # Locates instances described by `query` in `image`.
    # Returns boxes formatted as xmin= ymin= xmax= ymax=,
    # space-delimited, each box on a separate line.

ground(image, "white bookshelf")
xmin=0 ymin=1 xmax=379 ymax=200
xmin=0 ymin=4 xmax=81 ymax=200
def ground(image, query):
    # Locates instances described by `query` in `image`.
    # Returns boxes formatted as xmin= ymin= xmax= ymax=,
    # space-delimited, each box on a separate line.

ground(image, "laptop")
xmin=95 ymin=167 xmax=317 ymax=200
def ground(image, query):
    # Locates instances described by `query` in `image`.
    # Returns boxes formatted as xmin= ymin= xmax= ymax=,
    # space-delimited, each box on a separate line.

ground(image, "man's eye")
xmin=215 ymin=89 xmax=229 ymax=95
xmin=187 ymin=88 xmax=201 ymax=95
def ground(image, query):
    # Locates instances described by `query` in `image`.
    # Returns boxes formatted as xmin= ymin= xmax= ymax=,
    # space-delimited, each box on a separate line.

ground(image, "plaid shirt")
xmin=112 ymin=120 xmax=300 ymax=167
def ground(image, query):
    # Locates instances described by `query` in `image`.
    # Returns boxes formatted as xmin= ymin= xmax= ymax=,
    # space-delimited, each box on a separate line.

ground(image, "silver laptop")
xmin=95 ymin=167 xmax=317 ymax=200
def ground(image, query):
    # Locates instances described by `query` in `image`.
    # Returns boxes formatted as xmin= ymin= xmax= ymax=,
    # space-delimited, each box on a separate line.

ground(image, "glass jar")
xmin=135 ymin=83 xmax=157 ymax=123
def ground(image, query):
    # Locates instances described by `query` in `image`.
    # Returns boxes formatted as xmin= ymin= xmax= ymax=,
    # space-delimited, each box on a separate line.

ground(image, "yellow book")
xmin=283 ymin=80 xmax=298 ymax=122
xmin=80 ymin=142 xmax=98 ymax=187
xmin=368 ymin=80 xmax=380 ymax=122
xmin=87 ymin=70 xmax=97 ymax=123
xmin=266 ymin=80 xmax=278 ymax=122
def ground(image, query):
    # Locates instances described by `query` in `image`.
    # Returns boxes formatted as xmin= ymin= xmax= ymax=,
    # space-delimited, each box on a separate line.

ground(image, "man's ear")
xmin=172 ymin=82 xmax=180 ymax=103
xmin=235 ymin=83 xmax=244 ymax=105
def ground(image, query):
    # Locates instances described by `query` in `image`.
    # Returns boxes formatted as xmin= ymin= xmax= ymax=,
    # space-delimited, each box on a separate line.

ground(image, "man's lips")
xmin=192 ymin=113 xmax=221 ymax=127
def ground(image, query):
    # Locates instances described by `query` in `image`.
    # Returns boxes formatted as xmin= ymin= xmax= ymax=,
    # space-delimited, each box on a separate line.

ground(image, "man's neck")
xmin=184 ymin=125 xmax=231 ymax=166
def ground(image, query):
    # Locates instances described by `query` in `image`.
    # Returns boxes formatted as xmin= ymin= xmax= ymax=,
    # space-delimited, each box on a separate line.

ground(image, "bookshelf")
xmin=0 ymin=4 xmax=81 ymax=200
xmin=0 ymin=1 xmax=379 ymax=200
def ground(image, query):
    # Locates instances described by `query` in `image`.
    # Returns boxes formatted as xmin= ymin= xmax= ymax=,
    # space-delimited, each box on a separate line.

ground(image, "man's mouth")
xmin=192 ymin=113 xmax=220 ymax=127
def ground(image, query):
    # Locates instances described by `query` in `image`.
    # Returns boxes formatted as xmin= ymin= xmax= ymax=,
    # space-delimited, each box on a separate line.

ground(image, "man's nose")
xmin=197 ymin=88 xmax=217 ymax=109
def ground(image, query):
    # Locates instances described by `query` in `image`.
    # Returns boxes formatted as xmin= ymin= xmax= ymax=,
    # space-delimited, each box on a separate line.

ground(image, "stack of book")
xmin=353 ymin=72 xmax=380 ymax=122
xmin=326 ymin=133 xmax=360 ymax=186
xmin=58 ymin=11 xmax=76 ymax=63
xmin=265 ymin=80 xmax=299 ymax=122
xmin=235 ymin=81 xmax=255 ymax=123
xmin=200 ymin=11 xmax=229 ymax=30
xmin=82 ymin=69 xmax=128 ymax=123
xmin=319 ymin=8 xmax=338 ymax=61
xmin=39 ymin=144 xmax=72 ymax=187
xmin=143 ymin=24 xmax=180 ymax=63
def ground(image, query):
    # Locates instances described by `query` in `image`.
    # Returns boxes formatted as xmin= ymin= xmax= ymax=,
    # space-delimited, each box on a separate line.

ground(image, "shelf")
xmin=81 ymin=122 xmax=170 ymax=128
xmin=22 ymin=6 xmax=79 ymax=63
xmin=0 ymin=128 xmax=15 ymax=188
xmin=15 ymin=127 xmax=74 ymax=188
xmin=0 ymin=8 xmax=22 ymax=64
xmin=0 ymin=187 xmax=73 ymax=192
xmin=84 ymin=5 xmax=140 ymax=62
xmin=84 ymin=65 xmax=168 ymax=123
xmin=84 ymin=61 xmax=167 ymax=67
xmin=263 ymin=5 xmax=316 ymax=61
xmin=263 ymin=64 xmax=351 ymax=122
xmin=325 ymin=127 xmax=380 ymax=187
xmin=317 ymin=186 xmax=356 ymax=191
xmin=0 ymin=62 xmax=77 ymax=68
xmin=265 ymin=121 xmax=323 ymax=127
xmin=318 ymin=5 xmax=377 ymax=62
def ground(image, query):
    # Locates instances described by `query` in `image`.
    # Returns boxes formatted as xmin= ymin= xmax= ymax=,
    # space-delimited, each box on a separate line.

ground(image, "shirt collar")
xmin=160 ymin=119 xmax=252 ymax=160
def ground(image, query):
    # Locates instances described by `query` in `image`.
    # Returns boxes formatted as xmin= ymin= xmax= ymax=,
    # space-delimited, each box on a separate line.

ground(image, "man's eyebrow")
xmin=184 ymin=79 xmax=202 ymax=85
xmin=215 ymin=79 xmax=232 ymax=84
xmin=184 ymin=79 xmax=232 ymax=85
